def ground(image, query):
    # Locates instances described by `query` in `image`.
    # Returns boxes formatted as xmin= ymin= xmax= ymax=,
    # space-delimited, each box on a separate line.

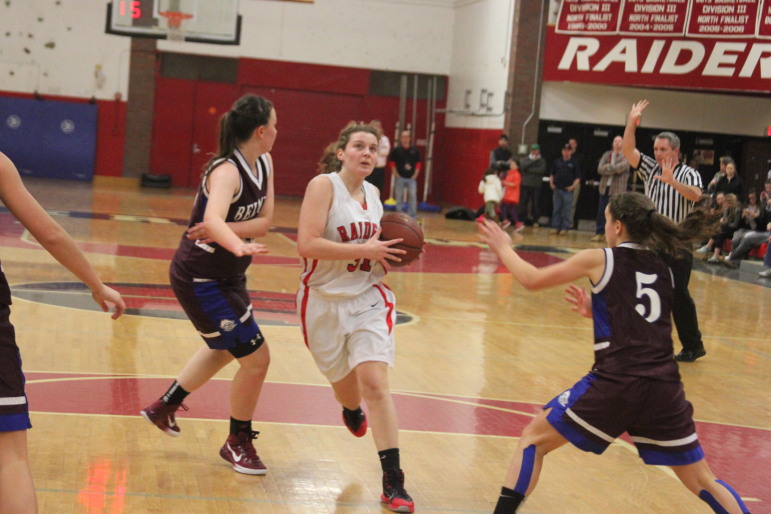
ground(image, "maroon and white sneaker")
xmin=381 ymin=469 xmax=414 ymax=513
xmin=342 ymin=407 xmax=368 ymax=438
xmin=140 ymin=400 xmax=188 ymax=437
xmin=219 ymin=431 xmax=267 ymax=475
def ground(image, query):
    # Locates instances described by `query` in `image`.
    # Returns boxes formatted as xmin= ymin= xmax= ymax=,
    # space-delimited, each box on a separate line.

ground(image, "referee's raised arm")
xmin=622 ymin=100 xmax=648 ymax=170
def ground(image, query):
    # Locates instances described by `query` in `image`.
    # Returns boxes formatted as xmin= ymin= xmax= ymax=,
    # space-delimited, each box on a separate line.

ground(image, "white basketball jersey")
xmin=300 ymin=173 xmax=385 ymax=297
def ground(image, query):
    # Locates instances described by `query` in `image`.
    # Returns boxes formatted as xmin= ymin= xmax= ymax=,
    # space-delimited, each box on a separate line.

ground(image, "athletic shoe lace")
xmin=238 ymin=430 xmax=261 ymax=462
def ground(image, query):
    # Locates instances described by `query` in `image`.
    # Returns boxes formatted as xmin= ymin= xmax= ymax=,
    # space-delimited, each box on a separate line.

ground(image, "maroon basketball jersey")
xmin=590 ymin=243 xmax=680 ymax=381
xmin=172 ymin=149 xmax=271 ymax=279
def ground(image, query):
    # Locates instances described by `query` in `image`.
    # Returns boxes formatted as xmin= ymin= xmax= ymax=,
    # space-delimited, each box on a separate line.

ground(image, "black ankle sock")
xmin=343 ymin=406 xmax=363 ymax=422
xmin=378 ymin=448 xmax=400 ymax=472
xmin=493 ymin=486 xmax=525 ymax=514
xmin=161 ymin=381 xmax=189 ymax=405
xmin=230 ymin=417 xmax=252 ymax=436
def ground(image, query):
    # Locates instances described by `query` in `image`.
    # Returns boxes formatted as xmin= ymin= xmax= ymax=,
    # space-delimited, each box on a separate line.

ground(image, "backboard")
xmin=105 ymin=0 xmax=241 ymax=45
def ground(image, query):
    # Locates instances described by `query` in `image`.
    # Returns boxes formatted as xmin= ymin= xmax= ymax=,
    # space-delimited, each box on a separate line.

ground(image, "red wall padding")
xmin=2 ymin=58 xmax=500 ymax=208
xmin=433 ymin=127 xmax=502 ymax=209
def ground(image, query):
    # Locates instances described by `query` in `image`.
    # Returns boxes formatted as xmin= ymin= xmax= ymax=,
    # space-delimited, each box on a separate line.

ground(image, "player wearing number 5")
xmin=296 ymin=123 xmax=414 ymax=513
xmin=478 ymin=190 xmax=749 ymax=514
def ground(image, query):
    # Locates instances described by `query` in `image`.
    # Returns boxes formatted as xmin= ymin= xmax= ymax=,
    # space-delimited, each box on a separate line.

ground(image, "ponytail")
xmin=204 ymin=94 xmax=273 ymax=173
xmin=609 ymin=193 xmax=719 ymax=257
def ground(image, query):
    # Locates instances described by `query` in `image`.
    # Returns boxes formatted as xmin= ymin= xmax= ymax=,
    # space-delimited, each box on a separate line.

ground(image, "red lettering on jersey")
xmin=337 ymin=226 xmax=350 ymax=242
xmin=349 ymin=222 xmax=359 ymax=240
xmin=363 ymin=222 xmax=372 ymax=239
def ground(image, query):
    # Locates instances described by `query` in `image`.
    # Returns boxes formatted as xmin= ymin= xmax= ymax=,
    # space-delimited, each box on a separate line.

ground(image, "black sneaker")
xmin=342 ymin=407 xmax=368 ymax=437
xmin=674 ymin=348 xmax=707 ymax=362
xmin=381 ymin=469 xmax=414 ymax=513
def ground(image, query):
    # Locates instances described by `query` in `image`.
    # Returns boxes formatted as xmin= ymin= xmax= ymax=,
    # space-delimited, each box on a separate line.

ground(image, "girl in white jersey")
xmin=296 ymin=123 xmax=414 ymax=513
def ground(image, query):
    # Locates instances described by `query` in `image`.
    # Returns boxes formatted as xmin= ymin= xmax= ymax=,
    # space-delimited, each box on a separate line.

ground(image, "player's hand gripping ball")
xmin=379 ymin=213 xmax=424 ymax=267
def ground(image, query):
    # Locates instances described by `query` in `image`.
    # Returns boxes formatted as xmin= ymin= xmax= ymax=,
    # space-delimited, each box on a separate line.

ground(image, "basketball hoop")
xmin=158 ymin=11 xmax=193 ymax=42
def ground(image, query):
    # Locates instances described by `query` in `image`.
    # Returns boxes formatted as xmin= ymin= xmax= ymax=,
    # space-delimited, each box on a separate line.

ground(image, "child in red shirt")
xmin=501 ymin=160 xmax=524 ymax=231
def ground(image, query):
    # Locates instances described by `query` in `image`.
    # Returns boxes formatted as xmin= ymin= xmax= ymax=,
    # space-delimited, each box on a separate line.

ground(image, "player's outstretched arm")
xmin=477 ymin=218 xmax=605 ymax=290
xmin=0 ymin=152 xmax=126 ymax=318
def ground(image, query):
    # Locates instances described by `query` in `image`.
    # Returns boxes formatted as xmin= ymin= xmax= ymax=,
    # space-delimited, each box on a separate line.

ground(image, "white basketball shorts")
xmin=297 ymin=283 xmax=396 ymax=383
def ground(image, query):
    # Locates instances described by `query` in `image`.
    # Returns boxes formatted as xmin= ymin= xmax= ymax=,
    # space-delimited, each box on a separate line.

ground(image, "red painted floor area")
xmin=25 ymin=372 xmax=770 ymax=505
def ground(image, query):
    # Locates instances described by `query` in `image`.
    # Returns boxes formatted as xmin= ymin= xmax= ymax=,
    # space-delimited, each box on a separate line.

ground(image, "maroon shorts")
xmin=0 ymin=269 xmax=31 ymax=432
xmin=545 ymin=373 xmax=704 ymax=465
xmin=169 ymin=264 xmax=264 ymax=358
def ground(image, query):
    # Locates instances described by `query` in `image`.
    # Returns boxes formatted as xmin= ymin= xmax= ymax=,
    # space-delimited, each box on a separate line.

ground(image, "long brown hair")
xmin=204 ymin=94 xmax=273 ymax=172
xmin=316 ymin=122 xmax=379 ymax=174
xmin=609 ymin=192 xmax=719 ymax=256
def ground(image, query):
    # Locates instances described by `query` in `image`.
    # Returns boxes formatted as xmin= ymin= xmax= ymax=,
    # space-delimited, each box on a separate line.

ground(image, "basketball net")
xmin=158 ymin=11 xmax=193 ymax=42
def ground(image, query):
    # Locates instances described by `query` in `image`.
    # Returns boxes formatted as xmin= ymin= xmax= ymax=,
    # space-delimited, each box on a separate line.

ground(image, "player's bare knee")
xmin=357 ymin=376 xmax=388 ymax=402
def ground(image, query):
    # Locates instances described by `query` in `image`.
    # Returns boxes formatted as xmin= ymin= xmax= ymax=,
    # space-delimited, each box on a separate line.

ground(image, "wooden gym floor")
xmin=4 ymin=176 xmax=769 ymax=513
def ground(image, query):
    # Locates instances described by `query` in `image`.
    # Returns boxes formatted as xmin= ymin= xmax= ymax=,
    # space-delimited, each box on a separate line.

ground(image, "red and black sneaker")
xmin=219 ymin=431 xmax=268 ymax=475
xmin=381 ymin=469 xmax=414 ymax=513
xmin=140 ymin=400 xmax=188 ymax=437
xmin=342 ymin=407 xmax=368 ymax=438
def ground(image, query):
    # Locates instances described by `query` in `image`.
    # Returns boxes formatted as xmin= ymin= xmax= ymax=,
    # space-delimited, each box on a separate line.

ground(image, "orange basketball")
xmin=380 ymin=213 xmax=424 ymax=267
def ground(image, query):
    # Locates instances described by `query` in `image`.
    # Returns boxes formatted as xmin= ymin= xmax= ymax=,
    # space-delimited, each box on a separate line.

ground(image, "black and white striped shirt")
xmin=636 ymin=153 xmax=702 ymax=224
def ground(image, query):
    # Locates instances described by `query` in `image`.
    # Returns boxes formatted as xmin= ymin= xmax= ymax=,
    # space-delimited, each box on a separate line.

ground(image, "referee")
xmin=622 ymin=100 xmax=707 ymax=362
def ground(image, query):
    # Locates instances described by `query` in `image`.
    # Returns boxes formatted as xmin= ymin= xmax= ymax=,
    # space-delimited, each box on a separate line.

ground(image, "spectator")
xmin=490 ymin=134 xmax=513 ymax=174
xmin=760 ymin=178 xmax=771 ymax=204
xmin=479 ymin=167 xmax=504 ymax=222
xmin=389 ymin=130 xmax=422 ymax=218
xmin=706 ymin=156 xmax=733 ymax=195
xmin=713 ymin=161 xmax=744 ymax=201
xmin=518 ymin=143 xmax=547 ymax=227
xmin=592 ymin=135 xmax=630 ymax=242
xmin=500 ymin=160 xmax=524 ymax=231
xmin=568 ymin=138 xmax=584 ymax=229
xmin=699 ymin=193 xmax=741 ymax=263
xmin=549 ymin=143 xmax=580 ymax=235
xmin=622 ymin=100 xmax=707 ymax=363
xmin=723 ymin=191 xmax=771 ymax=268
xmin=759 ymin=236 xmax=771 ymax=277
xmin=366 ymin=120 xmax=390 ymax=198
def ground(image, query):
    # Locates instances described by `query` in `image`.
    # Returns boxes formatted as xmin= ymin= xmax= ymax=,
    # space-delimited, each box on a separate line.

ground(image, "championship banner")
xmin=543 ymin=0 xmax=771 ymax=93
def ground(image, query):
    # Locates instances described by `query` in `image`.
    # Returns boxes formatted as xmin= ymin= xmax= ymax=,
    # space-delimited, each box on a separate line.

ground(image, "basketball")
xmin=380 ymin=213 xmax=424 ymax=267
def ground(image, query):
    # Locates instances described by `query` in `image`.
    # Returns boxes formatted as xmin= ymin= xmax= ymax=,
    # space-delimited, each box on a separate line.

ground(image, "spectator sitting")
xmin=698 ymin=193 xmax=741 ymax=263
xmin=723 ymin=192 xmax=771 ymax=268
xmin=500 ymin=160 xmax=524 ymax=231
xmin=478 ymin=167 xmax=503 ymax=222
xmin=759 ymin=233 xmax=771 ymax=278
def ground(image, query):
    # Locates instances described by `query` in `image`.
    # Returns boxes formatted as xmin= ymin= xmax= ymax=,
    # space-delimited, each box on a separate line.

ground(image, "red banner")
xmin=546 ymin=0 xmax=771 ymax=93
xmin=760 ymin=0 xmax=771 ymax=38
